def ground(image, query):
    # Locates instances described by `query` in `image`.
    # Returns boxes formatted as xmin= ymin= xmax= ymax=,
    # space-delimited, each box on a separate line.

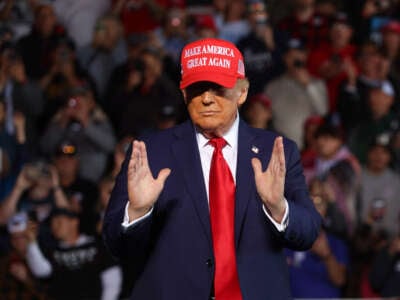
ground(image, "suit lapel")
xmin=171 ymin=122 xmax=212 ymax=247
xmin=170 ymin=121 xmax=266 ymax=249
xmin=235 ymin=121 xmax=259 ymax=247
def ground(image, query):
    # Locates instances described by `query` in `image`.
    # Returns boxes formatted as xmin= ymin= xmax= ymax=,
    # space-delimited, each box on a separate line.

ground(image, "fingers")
xmin=129 ymin=140 xmax=143 ymax=178
xmin=276 ymin=137 xmax=285 ymax=169
xmin=272 ymin=136 xmax=286 ymax=173
xmin=251 ymin=157 xmax=262 ymax=176
xmin=252 ymin=137 xmax=286 ymax=175
xmin=157 ymin=168 xmax=171 ymax=185
xmin=139 ymin=141 xmax=148 ymax=169
xmin=128 ymin=140 xmax=158 ymax=178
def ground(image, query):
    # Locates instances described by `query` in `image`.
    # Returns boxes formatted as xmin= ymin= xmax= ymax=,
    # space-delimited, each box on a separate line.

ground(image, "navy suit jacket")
xmin=103 ymin=119 xmax=321 ymax=300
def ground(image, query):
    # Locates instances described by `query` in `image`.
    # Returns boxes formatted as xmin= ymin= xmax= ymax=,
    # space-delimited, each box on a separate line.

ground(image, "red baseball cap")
xmin=195 ymin=15 xmax=217 ymax=32
xmin=180 ymin=38 xmax=245 ymax=89
xmin=249 ymin=93 xmax=271 ymax=109
xmin=381 ymin=21 xmax=400 ymax=34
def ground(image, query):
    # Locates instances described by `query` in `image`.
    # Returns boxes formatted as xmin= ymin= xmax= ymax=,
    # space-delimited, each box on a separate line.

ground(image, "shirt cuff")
xmin=262 ymin=199 xmax=289 ymax=232
xmin=121 ymin=202 xmax=153 ymax=228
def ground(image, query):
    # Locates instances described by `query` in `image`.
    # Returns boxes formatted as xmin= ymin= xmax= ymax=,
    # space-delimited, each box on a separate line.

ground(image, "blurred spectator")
xmin=285 ymin=180 xmax=349 ymax=298
xmin=39 ymin=37 xmax=96 ymax=129
xmin=381 ymin=21 xmax=400 ymax=73
xmin=0 ymin=212 xmax=48 ymax=299
xmin=39 ymin=84 xmax=116 ymax=183
xmin=369 ymin=234 xmax=400 ymax=297
xmin=266 ymin=38 xmax=328 ymax=149
xmin=152 ymin=7 xmax=190 ymax=84
xmin=347 ymin=221 xmax=386 ymax=297
xmin=391 ymin=129 xmax=400 ymax=173
xmin=308 ymin=12 xmax=358 ymax=112
xmin=218 ymin=0 xmax=250 ymax=44
xmin=349 ymin=83 xmax=400 ymax=164
xmin=337 ymin=40 xmax=387 ymax=132
xmin=0 ymin=42 xmax=44 ymax=150
xmin=304 ymin=123 xmax=361 ymax=235
xmin=212 ymin=0 xmax=228 ymax=30
xmin=112 ymin=0 xmax=185 ymax=35
xmin=77 ymin=14 xmax=127 ymax=103
xmin=51 ymin=140 xmax=99 ymax=235
xmin=380 ymin=20 xmax=400 ymax=100
xmin=95 ymin=175 xmax=115 ymax=235
xmin=154 ymin=7 xmax=189 ymax=64
xmin=25 ymin=207 xmax=122 ymax=300
xmin=359 ymin=133 xmax=400 ymax=237
xmin=139 ymin=46 xmax=183 ymax=113
xmin=0 ymin=160 xmax=69 ymax=225
xmin=0 ymin=97 xmax=29 ymax=201
xmin=314 ymin=0 xmax=339 ymax=19
xmin=0 ymin=0 xmax=36 ymax=41
xmin=156 ymin=103 xmax=180 ymax=130
xmin=0 ymin=24 xmax=14 ymax=50
xmin=53 ymin=0 xmax=110 ymax=49
xmin=237 ymin=0 xmax=285 ymax=96
xmin=353 ymin=0 xmax=400 ymax=44
xmin=108 ymin=48 xmax=183 ymax=138
xmin=108 ymin=135 xmax=133 ymax=179
xmin=106 ymin=57 xmax=146 ymax=137
xmin=301 ymin=115 xmax=325 ymax=169
xmin=241 ymin=93 xmax=273 ymax=130
xmin=308 ymin=177 xmax=348 ymax=239
xmin=192 ymin=14 xmax=218 ymax=40
xmin=278 ymin=0 xmax=331 ymax=50
xmin=105 ymin=33 xmax=149 ymax=104
xmin=16 ymin=3 xmax=67 ymax=80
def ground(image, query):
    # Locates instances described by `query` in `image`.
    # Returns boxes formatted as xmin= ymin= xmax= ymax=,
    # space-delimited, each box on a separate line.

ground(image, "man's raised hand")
xmin=127 ymin=140 xmax=171 ymax=221
xmin=251 ymin=136 xmax=286 ymax=222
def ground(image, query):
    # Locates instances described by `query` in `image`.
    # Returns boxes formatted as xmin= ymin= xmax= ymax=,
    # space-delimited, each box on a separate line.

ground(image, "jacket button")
xmin=206 ymin=259 xmax=213 ymax=267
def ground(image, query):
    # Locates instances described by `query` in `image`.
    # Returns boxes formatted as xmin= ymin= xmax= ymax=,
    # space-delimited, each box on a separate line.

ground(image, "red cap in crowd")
xmin=381 ymin=21 xmax=400 ymax=34
xmin=180 ymin=38 xmax=245 ymax=89
xmin=304 ymin=115 xmax=325 ymax=129
xmin=249 ymin=93 xmax=271 ymax=109
xmin=195 ymin=15 xmax=217 ymax=32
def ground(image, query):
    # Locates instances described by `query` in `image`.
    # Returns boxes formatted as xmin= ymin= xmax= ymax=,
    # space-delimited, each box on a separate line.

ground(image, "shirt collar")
xmin=196 ymin=113 xmax=239 ymax=150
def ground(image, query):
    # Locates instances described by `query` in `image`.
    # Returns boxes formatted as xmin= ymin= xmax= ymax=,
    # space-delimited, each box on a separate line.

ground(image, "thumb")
xmin=156 ymin=168 xmax=171 ymax=185
xmin=251 ymin=158 xmax=262 ymax=176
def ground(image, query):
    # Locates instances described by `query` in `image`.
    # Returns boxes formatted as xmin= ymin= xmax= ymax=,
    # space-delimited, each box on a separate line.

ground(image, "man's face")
xmin=316 ymin=135 xmax=342 ymax=159
xmin=51 ymin=215 xmax=76 ymax=241
xmin=367 ymin=146 xmax=391 ymax=172
xmin=183 ymin=81 xmax=247 ymax=138
xmin=284 ymin=49 xmax=307 ymax=70
xmin=368 ymin=89 xmax=393 ymax=118
xmin=54 ymin=155 xmax=79 ymax=178
xmin=35 ymin=5 xmax=56 ymax=36
xmin=330 ymin=23 xmax=353 ymax=47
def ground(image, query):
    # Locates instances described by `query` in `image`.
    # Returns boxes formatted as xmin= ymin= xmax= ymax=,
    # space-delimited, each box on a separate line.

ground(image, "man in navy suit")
xmin=103 ymin=38 xmax=321 ymax=300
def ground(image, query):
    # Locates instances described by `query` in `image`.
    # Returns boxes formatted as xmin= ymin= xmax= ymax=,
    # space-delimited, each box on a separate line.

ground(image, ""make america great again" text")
xmin=183 ymin=45 xmax=235 ymax=58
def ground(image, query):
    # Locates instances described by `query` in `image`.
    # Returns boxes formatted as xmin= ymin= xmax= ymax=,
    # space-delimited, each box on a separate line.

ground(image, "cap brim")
xmin=180 ymin=71 xmax=239 ymax=89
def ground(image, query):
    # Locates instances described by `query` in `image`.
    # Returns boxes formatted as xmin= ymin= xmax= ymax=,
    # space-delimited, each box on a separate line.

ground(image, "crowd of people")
xmin=0 ymin=0 xmax=400 ymax=299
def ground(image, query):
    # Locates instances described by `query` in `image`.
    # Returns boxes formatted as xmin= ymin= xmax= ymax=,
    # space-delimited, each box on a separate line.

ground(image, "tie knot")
xmin=209 ymin=137 xmax=227 ymax=150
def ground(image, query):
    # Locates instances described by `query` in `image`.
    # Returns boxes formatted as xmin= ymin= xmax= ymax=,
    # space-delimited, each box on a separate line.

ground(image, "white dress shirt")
xmin=122 ymin=116 xmax=289 ymax=231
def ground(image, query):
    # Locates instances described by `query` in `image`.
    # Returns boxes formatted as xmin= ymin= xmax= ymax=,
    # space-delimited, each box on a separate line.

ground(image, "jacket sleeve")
xmin=279 ymin=138 xmax=322 ymax=250
xmin=102 ymin=144 xmax=153 ymax=262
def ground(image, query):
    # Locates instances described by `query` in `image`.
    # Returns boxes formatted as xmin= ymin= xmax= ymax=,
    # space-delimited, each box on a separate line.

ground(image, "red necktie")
xmin=209 ymin=138 xmax=242 ymax=300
